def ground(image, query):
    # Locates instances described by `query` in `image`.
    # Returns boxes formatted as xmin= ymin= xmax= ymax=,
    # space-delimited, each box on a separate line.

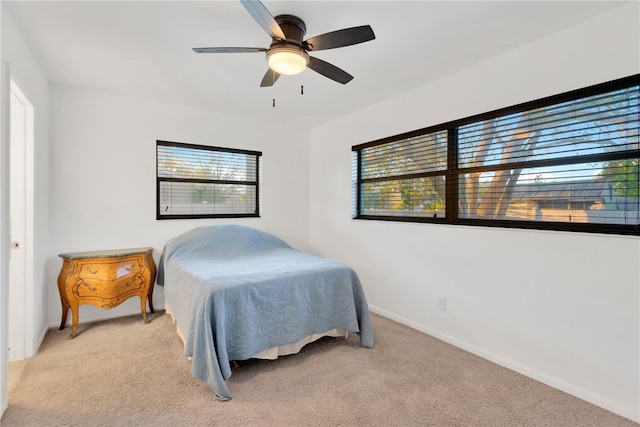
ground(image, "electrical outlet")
xmin=438 ymin=296 xmax=447 ymax=311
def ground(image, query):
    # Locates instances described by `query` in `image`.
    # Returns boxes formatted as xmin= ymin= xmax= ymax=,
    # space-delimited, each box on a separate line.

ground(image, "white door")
xmin=8 ymin=87 xmax=27 ymax=362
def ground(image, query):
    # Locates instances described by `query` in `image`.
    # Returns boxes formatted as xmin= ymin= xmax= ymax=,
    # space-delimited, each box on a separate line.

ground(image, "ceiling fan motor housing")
xmin=273 ymin=15 xmax=306 ymax=43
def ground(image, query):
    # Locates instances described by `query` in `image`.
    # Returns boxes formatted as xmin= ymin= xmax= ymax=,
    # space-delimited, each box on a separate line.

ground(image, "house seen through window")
xmin=352 ymin=75 xmax=639 ymax=235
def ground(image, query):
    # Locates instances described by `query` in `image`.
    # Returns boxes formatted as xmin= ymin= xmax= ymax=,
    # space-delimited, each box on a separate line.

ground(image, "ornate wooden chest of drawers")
xmin=57 ymin=247 xmax=156 ymax=338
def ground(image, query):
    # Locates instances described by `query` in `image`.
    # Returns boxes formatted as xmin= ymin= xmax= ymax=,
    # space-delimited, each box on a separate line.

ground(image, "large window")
xmin=352 ymin=75 xmax=640 ymax=235
xmin=157 ymin=140 xmax=261 ymax=220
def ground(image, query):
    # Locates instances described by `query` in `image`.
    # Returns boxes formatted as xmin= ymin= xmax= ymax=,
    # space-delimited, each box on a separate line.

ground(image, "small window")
xmin=156 ymin=140 xmax=261 ymax=220
xmin=352 ymin=75 xmax=639 ymax=235
xmin=354 ymin=131 xmax=448 ymax=219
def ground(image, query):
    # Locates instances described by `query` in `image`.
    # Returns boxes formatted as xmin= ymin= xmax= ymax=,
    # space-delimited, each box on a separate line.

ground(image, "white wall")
xmin=47 ymin=85 xmax=311 ymax=327
xmin=310 ymin=3 xmax=640 ymax=422
xmin=1 ymin=7 xmax=50 ymax=357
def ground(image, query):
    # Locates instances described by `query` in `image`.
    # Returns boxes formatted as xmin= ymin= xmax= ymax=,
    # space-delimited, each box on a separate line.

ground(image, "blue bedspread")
xmin=158 ymin=225 xmax=373 ymax=400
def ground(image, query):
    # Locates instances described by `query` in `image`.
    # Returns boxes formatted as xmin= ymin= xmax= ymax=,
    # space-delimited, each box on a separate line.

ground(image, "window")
xmin=352 ymin=75 xmax=640 ymax=235
xmin=353 ymin=130 xmax=448 ymax=220
xmin=156 ymin=140 xmax=261 ymax=220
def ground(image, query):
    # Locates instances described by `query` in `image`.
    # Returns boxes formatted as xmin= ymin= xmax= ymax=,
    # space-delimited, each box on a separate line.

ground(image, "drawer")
xmin=74 ymin=259 xmax=145 ymax=298
xmin=78 ymin=259 xmax=143 ymax=281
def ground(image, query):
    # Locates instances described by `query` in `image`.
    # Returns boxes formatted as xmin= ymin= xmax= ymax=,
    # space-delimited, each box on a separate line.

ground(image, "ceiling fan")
xmin=193 ymin=0 xmax=376 ymax=87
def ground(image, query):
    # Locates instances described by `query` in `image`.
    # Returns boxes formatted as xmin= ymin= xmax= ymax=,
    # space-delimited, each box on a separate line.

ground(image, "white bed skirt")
xmin=164 ymin=303 xmax=348 ymax=360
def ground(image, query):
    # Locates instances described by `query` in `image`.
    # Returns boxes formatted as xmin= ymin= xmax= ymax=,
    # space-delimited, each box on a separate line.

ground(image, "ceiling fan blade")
xmin=260 ymin=69 xmax=281 ymax=87
xmin=193 ymin=47 xmax=267 ymax=54
xmin=240 ymin=0 xmax=286 ymax=40
xmin=307 ymin=56 xmax=353 ymax=84
xmin=304 ymin=25 xmax=375 ymax=51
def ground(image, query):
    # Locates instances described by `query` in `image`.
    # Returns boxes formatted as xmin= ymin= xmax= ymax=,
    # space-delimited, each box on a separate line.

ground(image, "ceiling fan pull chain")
xmin=273 ymin=98 xmax=276 ymax=107
xmin=301 ymin=85 xmax=304 ymax=95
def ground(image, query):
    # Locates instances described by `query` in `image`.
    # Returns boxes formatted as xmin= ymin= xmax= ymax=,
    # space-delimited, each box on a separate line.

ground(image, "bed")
xmin=157 ymin=225 xmax=374 ymax=400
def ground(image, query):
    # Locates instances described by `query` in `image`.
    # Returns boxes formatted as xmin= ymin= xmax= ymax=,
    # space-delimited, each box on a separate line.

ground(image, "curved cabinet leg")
xmin=70 ymin=303 xmax=79 ymax=339
xmin=59 ymin=299 xmax=69 ymax=330
xmin=147 ymin=287 xmax=155 ymax=313
xmin=140 ymin=296 xmax=150 ymax=324
xmin=145 ymin=251 xmax=156 ymax=314
xmin=57 ymin=259 xmax=73 ymax=331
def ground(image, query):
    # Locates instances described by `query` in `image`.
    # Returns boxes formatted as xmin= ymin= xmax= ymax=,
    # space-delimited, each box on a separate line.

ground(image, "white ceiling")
xmin=4 ymin=1 xmax=626 ymax=127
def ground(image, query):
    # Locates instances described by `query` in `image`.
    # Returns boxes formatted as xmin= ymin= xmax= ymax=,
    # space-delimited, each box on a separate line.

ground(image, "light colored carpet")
xmin=1 ymin=311 xmax=636 ymax=426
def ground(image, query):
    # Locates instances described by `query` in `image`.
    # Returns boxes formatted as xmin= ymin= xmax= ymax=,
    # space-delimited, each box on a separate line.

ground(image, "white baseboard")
xmin=368 ymin=304 xmax=639 ymax=424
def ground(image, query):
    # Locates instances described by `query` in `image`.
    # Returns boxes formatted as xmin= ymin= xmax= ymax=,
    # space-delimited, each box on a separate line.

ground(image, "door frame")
xmin=1 ymin=59 xmax=11 ymax=419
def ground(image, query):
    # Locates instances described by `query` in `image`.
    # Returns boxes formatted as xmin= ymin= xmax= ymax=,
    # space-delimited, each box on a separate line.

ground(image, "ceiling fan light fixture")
xmin=267 ymin=46 xmax=309 ymax=75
